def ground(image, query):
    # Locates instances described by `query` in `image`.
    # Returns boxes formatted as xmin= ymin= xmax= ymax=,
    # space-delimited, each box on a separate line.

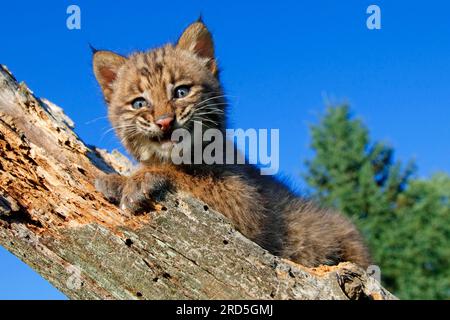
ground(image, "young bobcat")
xmin=93 ymin=20 xmax=371 ymax=268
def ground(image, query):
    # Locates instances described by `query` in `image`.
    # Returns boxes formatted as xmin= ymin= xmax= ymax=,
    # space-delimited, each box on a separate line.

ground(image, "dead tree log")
xmin=0 ymin=65 xmax=396 ymax=300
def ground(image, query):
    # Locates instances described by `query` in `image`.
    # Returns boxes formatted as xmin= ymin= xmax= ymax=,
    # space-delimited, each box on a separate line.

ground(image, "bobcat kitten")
xmin=93 ymin=20 xmax=371 ymax=268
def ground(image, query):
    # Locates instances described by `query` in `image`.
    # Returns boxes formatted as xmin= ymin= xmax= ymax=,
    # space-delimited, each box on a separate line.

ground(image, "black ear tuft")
xmin=197 ymin=14 xmax=204 ymax=24
xmin=88 ymin=43 xmax=98 ymax=54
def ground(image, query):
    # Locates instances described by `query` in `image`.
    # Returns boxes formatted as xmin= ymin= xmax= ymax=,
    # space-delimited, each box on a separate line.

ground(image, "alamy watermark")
xmin=66 ymin=5 xmax=81 ymax=30
xmin=168 ymin=122 xmax=279 ymax=175
xmin=67 ymin=5 xmax=381 ymax=31
xmin=367 ymin=4 xmax=381 ymax=30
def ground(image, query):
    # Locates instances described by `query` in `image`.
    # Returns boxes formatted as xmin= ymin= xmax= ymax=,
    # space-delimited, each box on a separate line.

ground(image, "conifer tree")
xmin=304 ymin=105 xmax=449 ymax=299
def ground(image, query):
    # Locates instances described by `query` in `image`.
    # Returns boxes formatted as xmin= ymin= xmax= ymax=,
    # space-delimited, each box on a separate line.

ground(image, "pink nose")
xmin=155 ymin=115 xmax=174 ymax=132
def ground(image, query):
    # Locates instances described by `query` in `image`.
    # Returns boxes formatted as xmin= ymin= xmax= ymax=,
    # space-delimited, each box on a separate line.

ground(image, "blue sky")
xmin=0 ymin=0 xmax=449 ymax=299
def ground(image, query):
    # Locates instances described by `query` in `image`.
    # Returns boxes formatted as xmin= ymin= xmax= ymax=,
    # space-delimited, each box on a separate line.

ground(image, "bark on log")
xmin=0 ymin=65 xmax=396 ymax=300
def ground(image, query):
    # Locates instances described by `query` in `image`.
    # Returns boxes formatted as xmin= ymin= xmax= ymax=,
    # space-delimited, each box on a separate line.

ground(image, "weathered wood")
xmin=0 ymin=64 xmax=396 ymax=300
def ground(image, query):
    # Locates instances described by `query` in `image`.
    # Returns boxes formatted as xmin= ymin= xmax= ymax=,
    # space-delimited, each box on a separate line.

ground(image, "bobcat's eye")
xmin=173 ymin=85 xmax=190 ymax=99
xmin=131 ymin=97 xmax=148 ymax=109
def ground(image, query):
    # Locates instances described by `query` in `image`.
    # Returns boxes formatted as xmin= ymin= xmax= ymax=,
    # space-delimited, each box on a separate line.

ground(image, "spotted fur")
xmin=93 ymin=21 xmax=371 ymax=268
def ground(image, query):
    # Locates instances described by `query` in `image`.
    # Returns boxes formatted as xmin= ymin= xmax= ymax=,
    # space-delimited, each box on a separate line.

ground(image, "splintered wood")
xmin=0 ymin=65 xmax=396 ymax=300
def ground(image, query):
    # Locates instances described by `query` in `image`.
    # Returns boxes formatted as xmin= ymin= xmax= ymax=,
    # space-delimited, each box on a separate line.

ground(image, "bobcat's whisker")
xmin=191 ymin=120 xmax=215 ymax=131
xmin=194 ymin=110 xmax=224 ymax=117
xmin=195 ymin=103 xmax=227 ymax=112
xmin=100 ymin=124 xmax=136 ymax=141
xmin=84 ymin=116 xmax=110 ymax=125
xmin=194 ymin=95 xmax=230 ymax=109
xmin=191 ymin=116 xmax=219 ymax=127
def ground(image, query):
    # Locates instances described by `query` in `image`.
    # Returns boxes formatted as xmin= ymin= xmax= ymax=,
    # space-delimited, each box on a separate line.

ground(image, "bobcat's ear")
xmin=93 ymin=50 xmax=126 ymax=102
xmin=177 ymin=21 xmax=217 ymax=76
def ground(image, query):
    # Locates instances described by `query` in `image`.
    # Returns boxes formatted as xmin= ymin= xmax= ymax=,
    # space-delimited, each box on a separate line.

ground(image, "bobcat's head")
xmin=93 ymin=20 xmax=226 ymax=162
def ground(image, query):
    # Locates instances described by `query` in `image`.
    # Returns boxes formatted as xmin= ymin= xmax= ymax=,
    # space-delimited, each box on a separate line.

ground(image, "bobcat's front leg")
xmin=119 ymin=171 xmax=173 ymax=214
xmin=95 ymin=173 xmax=126 ymax=204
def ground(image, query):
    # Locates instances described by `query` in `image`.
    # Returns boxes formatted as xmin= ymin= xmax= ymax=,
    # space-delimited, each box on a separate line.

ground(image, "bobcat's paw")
xmin=120 ymin=172 xmax=171 ymax=214
xmin=95 ymin=174 xmax=126 ymax=204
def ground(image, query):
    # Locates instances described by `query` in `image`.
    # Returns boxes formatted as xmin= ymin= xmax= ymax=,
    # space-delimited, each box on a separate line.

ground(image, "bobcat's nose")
xmin=155 ymin=114 xmax=174 ymax=132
